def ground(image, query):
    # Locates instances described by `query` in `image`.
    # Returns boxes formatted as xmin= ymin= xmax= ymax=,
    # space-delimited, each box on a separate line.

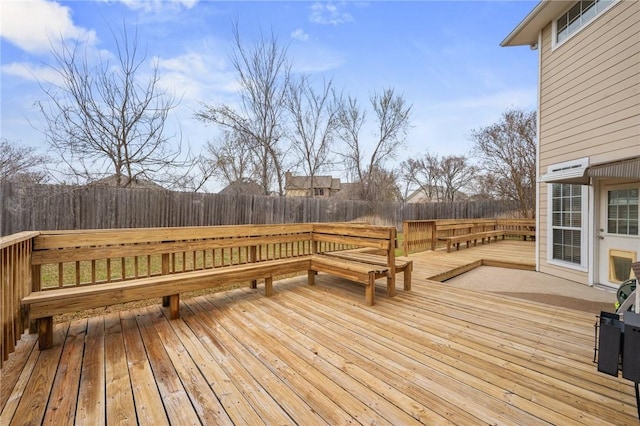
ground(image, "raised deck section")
xmin=2 ymin=241 xmax=637 ymax=425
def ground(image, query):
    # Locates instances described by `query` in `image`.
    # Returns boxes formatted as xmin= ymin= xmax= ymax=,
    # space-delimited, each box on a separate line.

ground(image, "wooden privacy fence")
xmin=403 ymin=219 xmax=536 ymax=255
xmin=1 ymin=182 xmax=527 ymax=235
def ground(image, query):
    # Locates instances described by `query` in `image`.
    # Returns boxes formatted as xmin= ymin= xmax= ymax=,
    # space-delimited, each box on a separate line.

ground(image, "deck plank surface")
xmin=1 ymin=240 xmax=638 ymax=425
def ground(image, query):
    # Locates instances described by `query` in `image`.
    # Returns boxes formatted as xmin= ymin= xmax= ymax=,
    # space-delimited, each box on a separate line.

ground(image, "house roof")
xmin=501 ymin=0 xmax=571 ymax=47
xmin=285 ymin=174 xmax=341 ymax=191
xmin=218 ymin=179 xmax=264 ymax=195
xmin=89 ymin=175 xmax=164 ymax=189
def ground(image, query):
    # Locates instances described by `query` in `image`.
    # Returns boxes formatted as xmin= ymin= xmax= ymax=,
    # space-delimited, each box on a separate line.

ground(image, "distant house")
xmin=285 ymin=172 xmax=342 ymax=198
xmin=89 ymin=175 xmax=164 ymax=189
xmin=405 ymin=186 xmax=467 ymax=203
xmin=218 ymin=179 xmax=264 ymax=196
xmin=406 ymin=188 xmax=437 ymax=204
xmin=502 ymin=0 xmax=639 ymax=288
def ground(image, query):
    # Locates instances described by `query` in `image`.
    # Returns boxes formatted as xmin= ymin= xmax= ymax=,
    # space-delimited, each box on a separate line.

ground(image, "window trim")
xmin=551 ymin=0 xmax=619 ymax=50
xmin=547 ymin=182 xmax=589 ymax=271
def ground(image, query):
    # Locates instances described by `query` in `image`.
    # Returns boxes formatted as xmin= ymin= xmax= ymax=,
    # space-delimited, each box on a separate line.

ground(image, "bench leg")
xmin=265 ymin=276 xmax=273 ymax=297
xmin=404 ymin=263 xmax=412 ymax=291
xmin=38 ymin=317 xmax=53 ymax=350
xmin=446 ymin=241 xmax=452 ymax=253
xmin=366 ymin=273 xmax=375 ymax=306
xmin=169 ymin=294 xmax=180 ymax=320
xmin=308 ymin=270 xmax=316 ymax=286
xmin=387 ymin=274 xmax=396 ymax=298
xmin=250 ymin=279 xmax=258 ymax=289
xmin=162 ymin=296 xmax=170 ymax=307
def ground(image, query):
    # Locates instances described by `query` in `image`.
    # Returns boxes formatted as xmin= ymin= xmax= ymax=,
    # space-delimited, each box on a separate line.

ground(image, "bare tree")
xmin=37 ymin=25 xmax=185 ymax=188
xmin=197 ymin=22 xmax=291 ymax=196
xmin=438 ymin=155 xmax=477 ymax=202
xmin=205 ymin=129 xmax=259 ymax=187
xmin=286 ymin=75 xmax=338 ymax=197
xmin=0 ymin=138 xmax=50 ymax=184
xmin=399 ymin=152 xmax=442 ymax=202
xmin=471 ymin=108 xmax=536 ymax=217
xmin=336 ymin=88 xmax=412 ymax=202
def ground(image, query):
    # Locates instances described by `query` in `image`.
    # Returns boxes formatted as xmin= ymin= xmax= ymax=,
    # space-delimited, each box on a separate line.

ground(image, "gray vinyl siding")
xmin=537 ymin=0 xmax=640 ymax=283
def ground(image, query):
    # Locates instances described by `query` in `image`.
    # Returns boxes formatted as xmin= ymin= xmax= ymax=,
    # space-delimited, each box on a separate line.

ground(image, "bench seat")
xmin=438 ymin=230 xmax=505 ymax=253
xmin=503 ymin=229 xmax=536 ymax=240
xmin=22 ymin=257 xmax=311 ymax=349
xmin=309 ymin=254 xmax=389 ymax=306
xmin=323 ymin=251 xmax=412 ymax=292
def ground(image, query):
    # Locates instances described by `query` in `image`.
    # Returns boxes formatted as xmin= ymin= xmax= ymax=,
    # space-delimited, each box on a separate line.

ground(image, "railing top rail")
xmin=0 ymin=231 xmax=40 ymax=250
xmin=34 ymin=224 xmax=317 ymax=249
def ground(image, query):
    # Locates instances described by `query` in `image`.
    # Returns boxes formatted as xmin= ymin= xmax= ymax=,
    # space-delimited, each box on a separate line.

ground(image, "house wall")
xmin=537 ymin=1 xmax=640 ymax=282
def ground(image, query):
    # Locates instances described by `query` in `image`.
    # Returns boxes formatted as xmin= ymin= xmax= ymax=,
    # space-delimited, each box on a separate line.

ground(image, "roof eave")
xmin=501 ymin=1 xmax=569 ymax=47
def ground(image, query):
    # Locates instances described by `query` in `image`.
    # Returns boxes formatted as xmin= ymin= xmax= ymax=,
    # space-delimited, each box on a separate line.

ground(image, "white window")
xmin=607 ymin=188 xmax=639 ymax=236
xmin=554 ymin=0 xmax=616 ymax=46
xmin=548 ymin=183 xmax=589 ymax=269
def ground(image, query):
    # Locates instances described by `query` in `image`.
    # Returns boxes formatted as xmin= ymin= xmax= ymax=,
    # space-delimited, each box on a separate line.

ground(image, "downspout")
xmin=535 ymin=31 xmax=542 ymax=272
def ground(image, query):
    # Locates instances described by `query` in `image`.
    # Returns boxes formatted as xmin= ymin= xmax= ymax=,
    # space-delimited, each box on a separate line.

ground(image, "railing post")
xmin=403 ymin=221 xmax=409 ymax=257
xmin=162 ymin=253 xmax=170 ymax=307
xmin=431 ymin=221 xmax=437 ymax=251
xmin=29 ymin=264 xmax=41 ymax=334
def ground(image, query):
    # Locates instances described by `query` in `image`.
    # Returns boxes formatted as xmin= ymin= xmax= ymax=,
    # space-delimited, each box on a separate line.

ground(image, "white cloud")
xmin=155 ymin=52 xmax=239 ymax=103
xmin=0 ymin=0 xmax=96 ymax=54
xmin=291 ymin=28 xmax=309 ymax=42
xmin=116 ymin=0 xmax=198 ymax=13
xmin=310 ymin=2 xmax=353 ymax=25
xmin=0 ymin=62 xmax=62 ymax=85
xmin=290 ymin=45 xmax=346 ymax=73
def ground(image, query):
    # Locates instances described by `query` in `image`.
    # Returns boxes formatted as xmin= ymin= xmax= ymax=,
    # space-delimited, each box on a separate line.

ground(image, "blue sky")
xmin=1 ymin=0 xmax=538 ymax=190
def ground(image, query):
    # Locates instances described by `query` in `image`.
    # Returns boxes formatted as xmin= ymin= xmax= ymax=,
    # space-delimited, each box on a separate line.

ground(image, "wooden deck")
xmin=2 ymin=241 xmax=638 ymax=425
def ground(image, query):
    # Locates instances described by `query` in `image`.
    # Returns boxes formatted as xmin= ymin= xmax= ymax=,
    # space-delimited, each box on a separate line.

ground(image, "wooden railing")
xmin=1 ymin=231 xmax=39 ymax=368
xmin=2 ymin=223 xmax=393 ymax=358
xmin=31 ymin=224 xmax=317 ymax=291
xmin=402 ymin=220 xmax=437 ymax=255
xmin=403 ymin=219 xmax=535 ymax=255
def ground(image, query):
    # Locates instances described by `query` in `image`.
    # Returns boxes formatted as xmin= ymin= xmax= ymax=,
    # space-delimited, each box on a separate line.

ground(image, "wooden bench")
xmin=323 ymin=251 xmax=412 ymax=292
xmin=22 ymin=223 xmax=409 ymax=349
xmin=435 ymin=221 xmax=506 ymax=253
xmin=496 ymin=219 xmax=536 ymax=241
xmin=309 ymin=223 xmax=408 ymax=303
xmin=309 ymin=255 xmax=388 ymax=305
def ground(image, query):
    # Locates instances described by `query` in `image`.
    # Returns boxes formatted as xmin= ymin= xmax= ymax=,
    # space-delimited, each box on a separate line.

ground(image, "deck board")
xmin=1 ymin=240 xmax=638 ymax=425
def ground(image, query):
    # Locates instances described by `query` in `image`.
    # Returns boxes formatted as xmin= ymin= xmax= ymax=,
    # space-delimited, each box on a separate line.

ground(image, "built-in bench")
xmin=22 ymin=223 xmax=410 ymax=349
xmin=435 ymin=221 xmax=505 ymax=253
xmin=323 ymin=250 xmax=412 ymax=293
xmin=402 ymin=218 xmax=536 ymax=255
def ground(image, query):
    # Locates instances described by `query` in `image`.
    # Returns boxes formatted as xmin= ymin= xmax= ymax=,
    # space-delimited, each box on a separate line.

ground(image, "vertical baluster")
xmin=58 ymin=263 xmax=63 ymax=288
